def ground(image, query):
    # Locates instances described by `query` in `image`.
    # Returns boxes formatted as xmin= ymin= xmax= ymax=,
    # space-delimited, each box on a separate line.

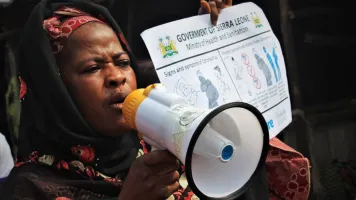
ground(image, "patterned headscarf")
xmin=43 ymin=6 xmax=105 ymax=54
xmin=18 ymin=5 xmax=132 ymax=100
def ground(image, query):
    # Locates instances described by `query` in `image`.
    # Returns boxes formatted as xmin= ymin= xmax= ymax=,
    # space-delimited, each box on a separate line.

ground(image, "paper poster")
xmin=140 ymin=2 xmax=292 ymax=138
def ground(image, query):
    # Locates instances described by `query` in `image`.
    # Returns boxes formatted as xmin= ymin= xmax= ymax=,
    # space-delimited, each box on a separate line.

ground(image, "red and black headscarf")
xmin=43 ymin=7 xmax=106 ymax=54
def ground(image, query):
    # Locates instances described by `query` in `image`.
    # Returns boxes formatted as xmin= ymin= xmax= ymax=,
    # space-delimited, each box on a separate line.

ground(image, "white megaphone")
xmin=122 ymin=83 xmax=269 ymax=199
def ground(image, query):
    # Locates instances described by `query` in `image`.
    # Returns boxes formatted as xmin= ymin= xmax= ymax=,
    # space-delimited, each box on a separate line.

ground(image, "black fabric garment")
xmin=1 ymin=163 xmax=122 ymax=200
xmin=0 ymin=162 xmax=269 ymax=200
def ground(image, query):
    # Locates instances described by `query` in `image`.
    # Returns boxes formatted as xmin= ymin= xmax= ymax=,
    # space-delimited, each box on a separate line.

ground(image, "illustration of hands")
xmin=174 ymin=77 xmax=199 ymax=107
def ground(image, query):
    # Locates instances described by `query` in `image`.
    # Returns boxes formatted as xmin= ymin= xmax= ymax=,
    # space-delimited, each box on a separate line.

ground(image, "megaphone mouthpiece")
xmin=194 ymin=125 xmax=236 ymax=163
xmin=221 ymin=145 xmax=234 ymax=161
xmin=122 ymin=88 xmax=145 ymax=130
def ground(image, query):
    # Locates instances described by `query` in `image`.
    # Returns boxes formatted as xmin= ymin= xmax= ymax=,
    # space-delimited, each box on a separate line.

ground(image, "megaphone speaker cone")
xmin=185 ymin=102 xmax=269 ymax=200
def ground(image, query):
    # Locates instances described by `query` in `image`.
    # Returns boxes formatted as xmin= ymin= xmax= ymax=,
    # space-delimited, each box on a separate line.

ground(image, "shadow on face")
xmin=56 ymin=22 xmax=137 ymax=137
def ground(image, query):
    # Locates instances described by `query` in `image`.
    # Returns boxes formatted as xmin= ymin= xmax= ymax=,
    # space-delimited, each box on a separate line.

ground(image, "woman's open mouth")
xmin=109 ymin=92 xmax=126 ymax=110
xmin=110 ymin=101 xmax=124 ymax=110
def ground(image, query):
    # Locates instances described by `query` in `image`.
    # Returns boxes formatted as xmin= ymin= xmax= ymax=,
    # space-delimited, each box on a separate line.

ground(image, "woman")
xmin=0 ymin=0 xmax=239 ymax=199
xmin=1 ymin=0 xmax=311 ymax=199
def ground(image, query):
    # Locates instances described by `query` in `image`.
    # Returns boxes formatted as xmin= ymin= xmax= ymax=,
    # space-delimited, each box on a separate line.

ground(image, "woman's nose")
xmin=105 ymin=65 xmax=126 ymax=88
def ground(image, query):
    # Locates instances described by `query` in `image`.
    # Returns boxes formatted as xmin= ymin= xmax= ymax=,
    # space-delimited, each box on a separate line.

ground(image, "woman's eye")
xmin=84 ymin=65 xmax=100 ymax=74
xmin=116 ymin=59 xmax=130 ymax=67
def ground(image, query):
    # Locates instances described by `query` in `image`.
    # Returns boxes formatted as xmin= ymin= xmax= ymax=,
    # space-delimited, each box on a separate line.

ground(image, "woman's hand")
xmin=198 ymin=0 xmax=233 ymax=26
xmin=119 ymin=150 xmax=180 ymax=200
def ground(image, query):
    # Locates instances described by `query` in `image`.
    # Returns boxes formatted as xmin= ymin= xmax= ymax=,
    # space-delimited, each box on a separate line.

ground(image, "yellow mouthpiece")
xmin=122 ymin=84 xmax=160 ymax=131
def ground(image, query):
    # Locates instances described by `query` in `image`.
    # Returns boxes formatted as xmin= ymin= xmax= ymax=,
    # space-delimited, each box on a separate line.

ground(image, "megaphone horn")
xmin=123 ymin=83 xmax=269 ymax=200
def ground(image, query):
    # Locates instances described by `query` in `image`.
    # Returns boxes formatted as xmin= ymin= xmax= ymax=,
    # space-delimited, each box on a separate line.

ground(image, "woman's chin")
xmin=113 ymin=121 xmax=134 ymax=135
xmin=96 ymin=118 xmax=133 ymax=137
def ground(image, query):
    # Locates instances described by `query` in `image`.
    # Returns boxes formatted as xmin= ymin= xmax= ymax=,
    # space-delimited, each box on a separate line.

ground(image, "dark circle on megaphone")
xmin=184 ymin=102 xmax=270 ymax=200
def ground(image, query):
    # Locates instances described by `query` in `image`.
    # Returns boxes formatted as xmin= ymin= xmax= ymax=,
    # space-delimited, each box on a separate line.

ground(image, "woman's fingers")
xmin=209 ymin=1 xmax=219 ymax=25
xmin=199 ymin=0 xmax=233 ymax=25
xmin=159 ymin=181 xmax=180 ymax=199
xmin=211 ymin=0 xmax=233 ymax=11
xmin=224 ymin=0 xmax=233 ymax=8
xmin=214 ymin=0 xmax=224 ymax=13
xmin=199 ymin=0 xmax=211 ymax=14
xmin=143 ymin=150 xmax=176 ymax=166
xmin=156 ymin=170 xmax=180 ymax=186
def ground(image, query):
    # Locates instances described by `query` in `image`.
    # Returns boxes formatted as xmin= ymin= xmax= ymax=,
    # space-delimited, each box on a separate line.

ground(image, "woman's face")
xmin=57 ymin=22 xmax=137 ymax=137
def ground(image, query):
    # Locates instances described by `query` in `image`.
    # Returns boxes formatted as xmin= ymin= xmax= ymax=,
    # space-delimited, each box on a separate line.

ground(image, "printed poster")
xmin=140 ymin=2 xmax=292 ymax=138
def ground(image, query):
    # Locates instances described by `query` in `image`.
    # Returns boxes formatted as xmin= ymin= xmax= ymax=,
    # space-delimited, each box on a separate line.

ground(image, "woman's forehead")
xmin=68 ymin=23 xmax=122 ymax=49
xmin=58 ymin=24 xmax=126 ymax=67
